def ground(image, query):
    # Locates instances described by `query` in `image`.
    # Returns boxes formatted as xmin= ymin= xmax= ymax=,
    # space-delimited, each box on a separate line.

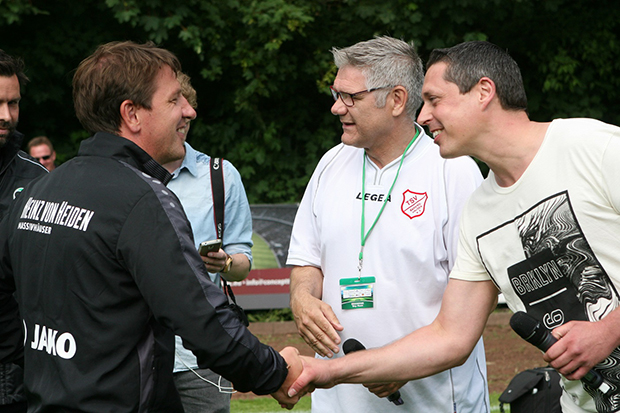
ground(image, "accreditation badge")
xmin=340 ymin=276 xmax=375 ymax=310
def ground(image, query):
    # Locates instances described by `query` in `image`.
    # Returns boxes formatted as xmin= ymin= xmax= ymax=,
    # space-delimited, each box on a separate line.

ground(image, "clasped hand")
xmin=543 ymin=319 xmax=618 ymax=380
xmin=271 ymin=347 xmax=313 ymax=409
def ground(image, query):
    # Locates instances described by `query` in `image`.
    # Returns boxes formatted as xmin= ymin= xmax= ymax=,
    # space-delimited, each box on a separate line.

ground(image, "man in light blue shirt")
xmin=163 ymin=73 xmax=253 ymax=413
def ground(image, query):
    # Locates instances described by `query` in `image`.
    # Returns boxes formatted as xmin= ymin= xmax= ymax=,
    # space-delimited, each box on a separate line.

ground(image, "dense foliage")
xmin=1 ymin=0 xmax=618 ymax=202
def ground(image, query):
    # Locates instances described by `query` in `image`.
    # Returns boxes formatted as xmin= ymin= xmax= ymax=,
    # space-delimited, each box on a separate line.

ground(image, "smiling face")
xmin=29 ymin=144 xmax=56 ymax=171
xmin=0 ymin=74 xmax=20 ymax=148
xmin=331 ymin=65 xmax=393 ymax=157
xmin=137 ymin=66 xmax=196 ymax=165
xmin=418 ymin=62 xmax=480 ymax=159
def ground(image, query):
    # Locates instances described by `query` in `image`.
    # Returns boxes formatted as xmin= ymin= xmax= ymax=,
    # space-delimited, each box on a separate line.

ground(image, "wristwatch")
xmin=221 ymin=253 xmax=233 ymax=273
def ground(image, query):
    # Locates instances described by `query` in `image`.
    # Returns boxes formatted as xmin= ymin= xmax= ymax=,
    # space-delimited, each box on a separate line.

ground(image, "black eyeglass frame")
xmin=329 ymin=85 xmax=393 ymax=107
xmin=34 ymin=155 xmax=52 ymax=161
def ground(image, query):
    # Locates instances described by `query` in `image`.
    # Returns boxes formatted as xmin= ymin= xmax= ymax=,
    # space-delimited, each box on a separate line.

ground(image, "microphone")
xmin=343 ymin=338 xmax=404 ymax=406
xmin=510 ymin=311 xmax=611 ymax=393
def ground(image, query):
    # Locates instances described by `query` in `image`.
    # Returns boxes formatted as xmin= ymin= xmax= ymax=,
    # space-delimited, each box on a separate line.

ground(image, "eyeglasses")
xmin=330 ymin=85 xmax=393 ymax=107
xmin=34 ymin=155 xmax=51 ymax=161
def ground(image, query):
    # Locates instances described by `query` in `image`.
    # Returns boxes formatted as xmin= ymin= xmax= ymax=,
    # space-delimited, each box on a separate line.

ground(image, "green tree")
xmin=1 ymin=0 xmax=619 ymax=202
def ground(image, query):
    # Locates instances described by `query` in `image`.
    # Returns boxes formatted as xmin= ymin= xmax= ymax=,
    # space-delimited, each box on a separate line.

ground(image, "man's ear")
xmin=478 ymin=77 xmax=496 ymax=110
xmin=119 ymin=100 xmax=141 ymax=133
xmin=391 ymin=86 xmax=408 ymax=117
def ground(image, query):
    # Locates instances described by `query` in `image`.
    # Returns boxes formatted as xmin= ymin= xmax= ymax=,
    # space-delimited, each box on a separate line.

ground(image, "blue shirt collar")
xmin=173 ymin=142 xmax=199 ymax=178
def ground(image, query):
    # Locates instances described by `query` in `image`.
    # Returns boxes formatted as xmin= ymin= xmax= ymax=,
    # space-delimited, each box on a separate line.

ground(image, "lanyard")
xmin=358 ymin=129 xmax=420 ymax=277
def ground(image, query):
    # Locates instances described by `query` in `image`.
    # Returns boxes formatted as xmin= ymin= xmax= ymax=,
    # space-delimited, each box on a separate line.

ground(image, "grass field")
xmin=231 ymin=396 xmax=310 ymax=413
xmin=251 ymin=233 xmax=279 ymax=269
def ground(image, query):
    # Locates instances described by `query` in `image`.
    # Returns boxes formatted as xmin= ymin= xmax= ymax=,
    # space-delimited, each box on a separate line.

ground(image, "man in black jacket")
xmin=0 ymin=49 xmax=47 ymax=413
xmin=0 ymin=41 xmax=301 ymax=412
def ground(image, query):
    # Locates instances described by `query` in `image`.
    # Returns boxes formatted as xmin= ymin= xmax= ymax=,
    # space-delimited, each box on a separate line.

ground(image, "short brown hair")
xmin=178 ymin=72 xmax=197 ymax=109
xmin=72 ymin=41 xmax=182 ymax=135
xmin=27 ymin=136 xmax=54 ymax=152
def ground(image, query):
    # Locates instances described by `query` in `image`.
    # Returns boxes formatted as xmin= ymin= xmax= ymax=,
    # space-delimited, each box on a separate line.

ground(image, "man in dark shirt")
xmin=0 ymin=41 xmax=301 ymax=412
xmin=0 ymin=48 xmax=47 ymax=413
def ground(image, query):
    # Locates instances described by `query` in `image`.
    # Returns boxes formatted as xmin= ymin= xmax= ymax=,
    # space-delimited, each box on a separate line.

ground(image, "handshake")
xmin=272 ymin=346 xmax=350 ymax=409
xmin=270 ymin=343 xmax=404 ymax=409
xmin=270 ymin=347 xmax=317 ymax=409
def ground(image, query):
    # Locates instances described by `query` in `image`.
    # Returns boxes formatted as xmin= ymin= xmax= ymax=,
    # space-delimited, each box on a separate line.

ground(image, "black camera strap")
xmin=210 ymin=157 xmax=249 ymax=326
xmin=210 ymin=157 xmax=225 ymax=240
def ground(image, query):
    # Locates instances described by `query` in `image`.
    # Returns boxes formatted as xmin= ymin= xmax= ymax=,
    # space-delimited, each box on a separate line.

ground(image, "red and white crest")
xmin=401 ymin=190 xmax=428 ymax=219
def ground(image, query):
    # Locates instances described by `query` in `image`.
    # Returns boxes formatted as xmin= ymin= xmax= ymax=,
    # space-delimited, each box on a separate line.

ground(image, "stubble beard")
xmin=0 ymin=120 xmax=17 ymax=149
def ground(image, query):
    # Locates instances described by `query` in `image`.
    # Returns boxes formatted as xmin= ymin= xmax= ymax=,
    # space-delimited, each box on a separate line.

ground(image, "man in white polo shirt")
xmin=287 ymin=36 xmax=487 ymax=412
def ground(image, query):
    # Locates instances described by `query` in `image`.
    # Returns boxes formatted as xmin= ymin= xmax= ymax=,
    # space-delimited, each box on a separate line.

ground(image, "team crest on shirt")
xmin=401 ymin=190 xmax=427 ymax=219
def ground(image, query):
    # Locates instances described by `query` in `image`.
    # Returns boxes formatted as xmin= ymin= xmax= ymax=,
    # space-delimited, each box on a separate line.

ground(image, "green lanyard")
xmin=358 ymin=129 xmax=420 ymax=277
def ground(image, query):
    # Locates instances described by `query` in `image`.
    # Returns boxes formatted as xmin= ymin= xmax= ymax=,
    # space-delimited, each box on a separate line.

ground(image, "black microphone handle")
xmin=536 ymin=331 xmax=606 ymax=388
xmin=537 ymin=330 xmax=605 ymax=389
xmin=510 ymin=312 xmax=609 ymax=392
xmin=534 ymin=330 xmax=558 ymax=352
xmin=342 ymin=338 xmax=404 ymax=406
xmin=387 ymin=392 xmax=402 ymax=404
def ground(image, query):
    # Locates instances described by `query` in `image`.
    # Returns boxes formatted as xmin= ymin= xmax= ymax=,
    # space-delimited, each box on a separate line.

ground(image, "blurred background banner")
xmin=235 ymin=204 xmax=297 ymax=309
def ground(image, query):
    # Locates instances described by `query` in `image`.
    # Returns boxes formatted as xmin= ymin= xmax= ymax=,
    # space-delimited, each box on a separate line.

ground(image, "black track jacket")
xmin=0 ymin=133 xmax=287 ymax=412
xmin=0 ymin=130 xmax=47 ymax=406
xmin=0 ymin=130 xmax=48 ymax=219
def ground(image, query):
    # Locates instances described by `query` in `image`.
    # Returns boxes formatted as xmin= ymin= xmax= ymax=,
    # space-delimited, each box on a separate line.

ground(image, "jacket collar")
xmin=78 ymin=132 xmax=172 ymax=185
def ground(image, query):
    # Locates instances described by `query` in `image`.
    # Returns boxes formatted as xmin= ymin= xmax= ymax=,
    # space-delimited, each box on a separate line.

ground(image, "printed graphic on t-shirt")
xmin=401 ymin=190 xmax=427 ymax=219
xmin=476 ymin=191 xmax=620 ymax=412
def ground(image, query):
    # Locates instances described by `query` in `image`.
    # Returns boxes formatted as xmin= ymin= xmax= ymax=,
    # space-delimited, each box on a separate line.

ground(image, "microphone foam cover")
xmin=510 ymin=311 xmax=539 ymax=339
